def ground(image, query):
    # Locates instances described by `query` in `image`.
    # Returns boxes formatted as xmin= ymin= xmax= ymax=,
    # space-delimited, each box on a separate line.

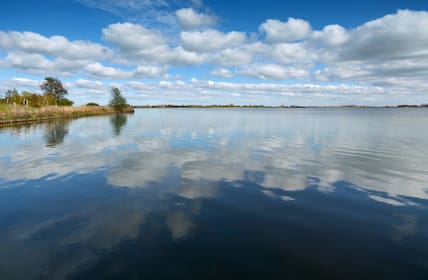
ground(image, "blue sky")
xmin=1 ymin=0 xmax=428 ymax=105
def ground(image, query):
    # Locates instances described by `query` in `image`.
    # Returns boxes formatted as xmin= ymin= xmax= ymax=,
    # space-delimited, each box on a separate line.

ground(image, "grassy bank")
xmin=0 ymin=105 xmax=134 ymax=126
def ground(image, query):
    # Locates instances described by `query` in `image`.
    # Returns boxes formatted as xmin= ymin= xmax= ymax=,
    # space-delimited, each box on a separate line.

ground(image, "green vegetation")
xmin=109 ymin=87 xmax=127 ymax=108
xmin=1 ymin=77 xmax=73 ymax=107
xmin=0 ymin=105 xmax=134 ymax=126
xmin=108 ymin=87 xmax=133 ymax=113
xmin=2 ymin=88 xmax=53 ymax=107
xmin=0 ymin=79 xmax=135 ymax=126
xmin=40 ymin=77 xmax=73 ymax=106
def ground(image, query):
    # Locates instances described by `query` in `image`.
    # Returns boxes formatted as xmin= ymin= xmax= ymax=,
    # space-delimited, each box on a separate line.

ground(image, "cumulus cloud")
xmin=187 ymin=80 xmax=384 ymax=96
xmin=311 ymin=10 xmax=428 ymax=84
xmin=176 ymin=8 xmax=216 ymax=30
xmin=0 ymin=31 xmax=111 ymax=60
xmin=168 ymin=47 xmax=205 ymax=65
xmin=102 ymin=22 xmax=166 ymax=55
xmin=181 ymin=29 xmax=246 ymax=52
xmin=0 ymin=77 xmax=41 ymax=93
xmin=1 ymin=9 xmax=428 ymax=105
xmin=210 ymin=68 xmax=233 ymax=78
xmin=238 ymin=64 xmax=309 ymax=80
xmin=259 ymin=18 xmax=312 ymax=43
xmin=0 ymin=49 xmax=169 ymax=79
xmin=270 ymin=42 xmax=315 ymax=65
xmin=342 ymin=10 xmax=428 ymax=61
xmin=75 ymin=79 xmax=104 ymax=89
xmin=5 ymin=51 xmax=55 ymax=74
xmin=85 ymin=63 xmax=167 ymax=79
xmin=311 ymin=24 xmax=349 ymax=47
xmin=102 ymin=22 xmax=204 ymax=65
xmin=212 ymin=47 xmax=255 ymax=66
xmin=208 ymin=42 xmax=266 ymax=67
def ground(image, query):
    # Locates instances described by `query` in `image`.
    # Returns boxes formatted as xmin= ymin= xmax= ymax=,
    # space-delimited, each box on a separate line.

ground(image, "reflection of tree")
xmin=44 ymin=119 xmax=71 ymax=147
xmin=110 ymin=114 xmax=127 ymax=136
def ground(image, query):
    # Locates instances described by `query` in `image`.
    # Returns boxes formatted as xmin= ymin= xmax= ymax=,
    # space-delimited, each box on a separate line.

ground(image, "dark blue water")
xmin=1 ymin=108 xmax=428 ymax=279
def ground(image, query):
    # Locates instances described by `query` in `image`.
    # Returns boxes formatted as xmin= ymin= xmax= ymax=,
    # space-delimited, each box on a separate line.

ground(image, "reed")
xmin=0 ymin=105 xmax=134 ymax=125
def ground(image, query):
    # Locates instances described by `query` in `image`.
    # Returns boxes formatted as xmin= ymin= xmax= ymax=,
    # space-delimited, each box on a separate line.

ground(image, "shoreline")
xmin=0 ymin=105 xmax=134 ymax=127
xmin=134 ymin=105 xmax=428 ymax=109
xmin=1 ymin=104 xmax=426 ymax=127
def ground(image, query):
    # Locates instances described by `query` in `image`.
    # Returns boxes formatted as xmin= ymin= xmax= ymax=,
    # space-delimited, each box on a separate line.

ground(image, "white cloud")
xmin=167 ymin=47 xmax=205 ymax=65
xmin=0 ymin=77 xmax=41 ymax=93
xmin=176 ymin=8 xmax=216 ymax=30
xmin=0 ymin=49 xmax=168 ymax=79
xmin=102 ymin=22 xmax=204 ymax=65
xmin=159 ymin=80 xmax=173 ymax=88
xmin=161 ymin=79 xmax=385 ymax=98
xmin=102 ymin=22 xmax=166 ymax=54
xmin=181 ymin=29 xmax=246 ymax=52
xmin=134 ymin=65 xmax=167 ymax=77
xmin=85 ymin=62 xmax=167 ymax=79
xmin=75 ymin=79 xmax=104 ymax=89
xmin=238 ymin=64 xmax=309 ymax=80
xmin=270 ymin=42 xmax=315 ymax=65
xmin=342 ymin=10 xmax=428 ymax=61
xmin=212 ymin=48 xmax=254 ymax=66
xmin=1 ymin=10 xmax=428 ymax=105
xmin=0 ymin=31 xmax=111 ymax=60
xmin=5 ymin=51 xmax=55 ymax=74
xmin=8 ymin=77 xmax=40 ymax=88
xmin=311 ymin=24 xmax=349 ymax=47
xmin=210 ymin=42 xmax=266 ymax=67
xmin=259 ymin=18 xmax=312 ymax=43
xmin=85 ymin=63 xmax=126 ymax=79
xmin=210 ymin=68 xmax=233 ymax=78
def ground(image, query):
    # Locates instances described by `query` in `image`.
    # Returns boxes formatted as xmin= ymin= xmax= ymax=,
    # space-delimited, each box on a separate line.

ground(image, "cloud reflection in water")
xmin=0 ymin=108 xmax=428 ymax=279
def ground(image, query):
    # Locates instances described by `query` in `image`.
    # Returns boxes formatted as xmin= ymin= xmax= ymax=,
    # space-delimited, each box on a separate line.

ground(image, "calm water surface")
xmin=1 ymin=108 xmax=428 ymax=279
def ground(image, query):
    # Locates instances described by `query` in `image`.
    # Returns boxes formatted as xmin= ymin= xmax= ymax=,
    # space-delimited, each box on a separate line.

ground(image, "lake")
xmin=1 ymin=108 xmax=428 ymax=279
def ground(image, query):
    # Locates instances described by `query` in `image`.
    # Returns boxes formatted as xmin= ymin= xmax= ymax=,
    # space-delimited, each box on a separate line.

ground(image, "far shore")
xmin=1 ymin=103 xmax=427 ymax=127
xmin=0 ymin=105 xmax=134 ymax=126
xmin=134 ymin=104 xmax=428 ymax=109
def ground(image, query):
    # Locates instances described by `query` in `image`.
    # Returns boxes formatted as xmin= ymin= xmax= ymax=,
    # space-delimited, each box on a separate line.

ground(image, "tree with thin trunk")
xmin=109 ymin=87 xmax=127 ymax=108
xmin=40 ymin=77 xmax=68 ymax=105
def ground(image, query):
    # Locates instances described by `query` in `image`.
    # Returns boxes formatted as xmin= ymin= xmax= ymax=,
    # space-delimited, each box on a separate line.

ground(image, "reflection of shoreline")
xmin=44 ymin=119 xmax=71 ymax=147
xmin=110 ymin=114 xmax=128 ymax=136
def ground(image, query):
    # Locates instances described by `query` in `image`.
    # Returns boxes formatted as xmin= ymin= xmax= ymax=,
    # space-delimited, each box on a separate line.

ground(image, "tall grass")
xmin=0 ymin=105 xmax=134 ymax=125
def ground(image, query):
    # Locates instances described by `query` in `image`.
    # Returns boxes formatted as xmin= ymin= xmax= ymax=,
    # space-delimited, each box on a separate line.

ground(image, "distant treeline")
xmin=134 ymin=104 xmax=428 ymax=109
xmin=134 ymin=104 xmax=307 ymax=108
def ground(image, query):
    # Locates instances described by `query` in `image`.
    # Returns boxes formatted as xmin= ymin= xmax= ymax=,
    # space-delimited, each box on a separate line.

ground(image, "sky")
xmin=0 ymin=0 xmax=428 ymax=106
